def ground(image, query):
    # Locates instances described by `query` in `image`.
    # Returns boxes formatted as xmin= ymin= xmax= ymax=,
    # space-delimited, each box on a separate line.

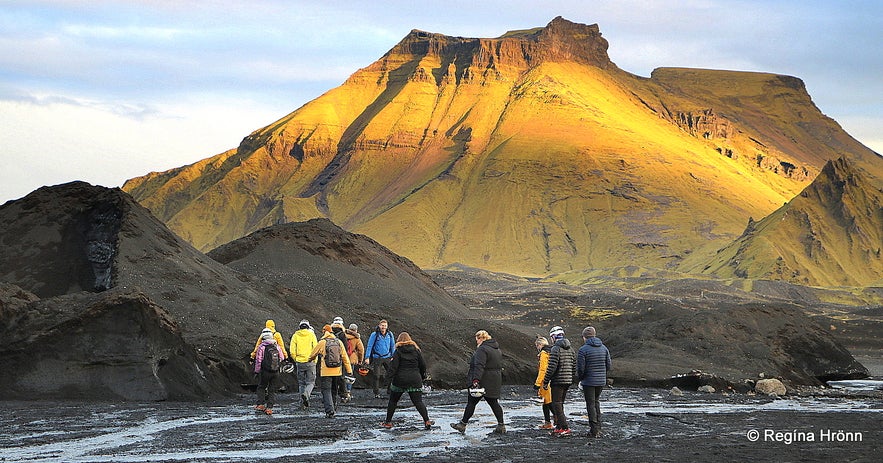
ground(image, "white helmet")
xmin=280 ymin=362 xmax=295 ymax=374
xmin=549 ymin=326 xmax=565 ymax=339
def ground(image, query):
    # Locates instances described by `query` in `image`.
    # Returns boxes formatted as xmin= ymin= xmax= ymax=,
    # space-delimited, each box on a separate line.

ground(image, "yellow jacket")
xmin=250 ymin=320 xmax=287 ymax=360
xmin=309 ymin=332 xmax=353 ymax=377
xmin=290 ymin=328 xmax=318 ymax=363
xmin=535 ymin=348 xmax=552 ymax=403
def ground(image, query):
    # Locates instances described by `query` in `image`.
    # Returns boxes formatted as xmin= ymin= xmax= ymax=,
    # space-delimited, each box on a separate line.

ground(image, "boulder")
xmin=755 ymin=378 xmax=787 ymax=396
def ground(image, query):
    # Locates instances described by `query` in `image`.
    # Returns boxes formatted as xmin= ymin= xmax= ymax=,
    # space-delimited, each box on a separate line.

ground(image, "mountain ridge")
xmin=122 ymin=17 xmax=883 ymax=283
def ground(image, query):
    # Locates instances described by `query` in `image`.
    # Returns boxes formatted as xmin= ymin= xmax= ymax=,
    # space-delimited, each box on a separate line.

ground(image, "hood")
xmin=555 ymin=338 xmax=573 ymax=349
xmin=585 ymin=337 xmax=603 ymax=347
xmin=481 ymin=338 xmax=500 ymax=350
xmin=295 ymin=328 xmax=315 ymax=338
xmin=265 ymin=320 xmax=276 ymax=331
xmin=396 ymin=343 xmax=420 ymax=356
xmin=321 ymin=331 xmax=337 ymax=340
xmin=346 ymin=329 xmax=360 ymax=339
xmin=259 ymin=339 xmax=277 ymax=347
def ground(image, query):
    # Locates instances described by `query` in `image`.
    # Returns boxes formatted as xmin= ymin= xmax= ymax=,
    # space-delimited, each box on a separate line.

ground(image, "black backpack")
xmin=261 ymin=343 xmax=281 ymax=372
xmin=324 ymin=338 xmax=342 ymax=368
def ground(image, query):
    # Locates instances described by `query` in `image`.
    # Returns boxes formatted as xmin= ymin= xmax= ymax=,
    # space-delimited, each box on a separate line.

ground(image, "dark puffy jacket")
xmin=577 ymin=337 xmax=611 ymax=387
xmin=468 ymin=338 xmax=503 ymax=399
xmin=388 ymin=343 xmax=426 ymax=389
xmin=543 ymin=338 xmax=576 ymax=386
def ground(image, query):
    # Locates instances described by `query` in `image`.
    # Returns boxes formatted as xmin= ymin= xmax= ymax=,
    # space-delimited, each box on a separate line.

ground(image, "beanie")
xmin=323 ymin=324 xmax=333 ymax=333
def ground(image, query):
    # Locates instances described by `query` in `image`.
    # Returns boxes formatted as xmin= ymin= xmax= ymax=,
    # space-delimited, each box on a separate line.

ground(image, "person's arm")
xmin=605 ymin=347 xmax=612 ymax=371
xmin=417 ymin=350 xmax=426 ymax=379
xmin=289 ymin=334 xmax=297 ymax=360
xmin=308 ymin=339 xmax=325 ymax=363
xmin=275 ymin=332 xmax=287 ymax=359
xmin=342 ymin=344 xmax=353 ymax=375
xmin=388 ymin=351 xmax=401 ymax=380
xmin=536 ymin=351 xmax=549 ymax=387
xmin=364 ymin=332 xmax=376 ymax=363
xmin=469 ymin=346 xmax=488 ymax=385
xmin=577 ymin=348 xmax=586 ymax=381
xmin=250 ymin=336 xmax=261 ymax=359
xmin=388 ymin=332 xmax=396 ymax=356
xmin=543 ymin=346 xmax=560 ymax=386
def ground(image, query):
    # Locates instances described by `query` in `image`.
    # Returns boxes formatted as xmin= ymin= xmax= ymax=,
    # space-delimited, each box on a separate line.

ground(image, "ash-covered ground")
xmin=3 ymin=385 xmax=881 ymax=462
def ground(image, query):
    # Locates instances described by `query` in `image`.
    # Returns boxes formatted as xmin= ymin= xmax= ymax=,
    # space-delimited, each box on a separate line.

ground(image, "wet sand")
xmin=2 ymin=386 xmax=881 ymax=462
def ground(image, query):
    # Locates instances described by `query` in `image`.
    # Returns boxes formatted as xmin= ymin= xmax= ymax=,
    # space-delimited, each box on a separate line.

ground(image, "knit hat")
xmin=299 ymin=319 xmax=311 ymax=329
xmin=549 ymin=326 xmax=565 ymax=340
xmin=348 ymin=323 xmax=358 ymax=331
xmin=582 ymin=326 xmax=597 ymax=338
xmin=323 ymin=324 xmax=333 ymax=333
xmin=261 ymin=328 xmax=274 ymax=341
xmin=332 ymin=316 xmax=344 ymax=325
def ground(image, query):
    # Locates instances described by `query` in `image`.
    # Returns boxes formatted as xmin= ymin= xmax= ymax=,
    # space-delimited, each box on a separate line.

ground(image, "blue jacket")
xmin=365 ymin=328 xmax=396 ymax=360
xmin=577 ymin=337 xmax=611 ymax=387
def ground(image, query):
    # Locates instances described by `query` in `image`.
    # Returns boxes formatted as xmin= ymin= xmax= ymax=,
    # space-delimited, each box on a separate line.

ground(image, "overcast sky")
xmin=1 ymin=0 xmax=881 ymax=204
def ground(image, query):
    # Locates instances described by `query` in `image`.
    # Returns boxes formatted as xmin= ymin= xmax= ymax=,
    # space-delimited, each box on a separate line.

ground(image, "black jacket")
xmin=468 ymin=338 xmax=503 ymax=398
xmin=543 ymin=338 xmax=576 ymax=386
xmin=388 ymin=343 xmax=426 ymax=389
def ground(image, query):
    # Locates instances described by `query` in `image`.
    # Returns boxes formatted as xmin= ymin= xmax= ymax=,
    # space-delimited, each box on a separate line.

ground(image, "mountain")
xmin=683 ymin=158 xmax=883 ymax=286
xmin=122 ymin=16 xmax=883 ymax=280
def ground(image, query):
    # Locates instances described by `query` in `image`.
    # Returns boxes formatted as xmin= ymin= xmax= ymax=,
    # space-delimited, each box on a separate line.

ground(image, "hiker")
xmin=364 ymin=319 xmax=396 ymax=398
xmin=308 ymin=324 xmax=354 ymax=418
xmin=250 ymin=319 xmax=287 ymax=361
xmin=577 ymin=326 xmax=612 ymax=438
xmin=450 ymin=330 xmax=506 ymax=434
xmin=543 ymin=326 xmax=577 ymax=437
xmin=381 ymin=332 xmax=433 ymax=430
xmin=290 ymin=319 xmax=318 ymax=409
xmin=345 ymin=323 xmax=365 ymax=399
xmin=254 ymin=328 xmax=285 ymax=415
xmin=330 ymin=316 xmax=349 ymax=402
xmin=533 ymin=336 xmax=556 ymax=429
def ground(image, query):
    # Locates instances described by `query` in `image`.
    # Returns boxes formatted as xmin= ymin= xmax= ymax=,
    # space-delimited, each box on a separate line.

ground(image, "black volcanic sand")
xmin=3 ymin=386 xmax=881 ymax=462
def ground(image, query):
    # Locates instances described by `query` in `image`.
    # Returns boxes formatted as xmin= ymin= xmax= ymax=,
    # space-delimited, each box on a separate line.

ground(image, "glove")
xmin=533 ymin=385 xmax=540 ymax=391
xmin=471 ymin=379 xmax=480 ymax=388
xmin=542 ymin=382 xmax=550 ymax=390
xmin=344 ymin=375 xmax=356 ymax=385
xmin=577 ymin=382 xmax=584 ymax=391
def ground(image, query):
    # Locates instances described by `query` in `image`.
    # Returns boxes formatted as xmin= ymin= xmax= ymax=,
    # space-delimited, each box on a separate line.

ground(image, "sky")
xmin=1 ymin=0 xmax=881 ymax=204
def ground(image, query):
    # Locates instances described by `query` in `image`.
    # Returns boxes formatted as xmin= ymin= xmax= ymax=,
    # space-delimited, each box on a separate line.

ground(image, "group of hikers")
xmin=249 ymin=317 xmax=611 ymax=437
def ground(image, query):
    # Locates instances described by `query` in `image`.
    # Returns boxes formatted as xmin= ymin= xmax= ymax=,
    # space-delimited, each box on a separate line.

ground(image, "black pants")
xmin=461 ymin=394 xmax=504 ymax=425
xmin=583 ymin=385 xmax=603 ymax=425
xmin=543 ymin=402 xmax=554 ymax=422
xmin=551 ymin=384 xmax=570 ymax=430
xmin=370 ymin=357 xmax=392 ymax=395
xmin=256 ymin=370 xmax=279 ymax=408
xmin=385 ymin=389 xmax=429 ymax=423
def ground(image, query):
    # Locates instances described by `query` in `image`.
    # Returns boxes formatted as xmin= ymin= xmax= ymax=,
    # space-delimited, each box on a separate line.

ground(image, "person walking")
xmin=250 ymin=319 xmax=287 ymax=361
xmin=309 ymin=325 xmax=353 ymax=418
xmin=289 ymin=319 xmax=318 ymax=409
xmin=542 ymin=326 xmax=576 ymax=437
xmin=330 ymin=317 xmax=349 ymax=402
xmin=364 ymin=319 xmax=396 ymax=398
xmin=450 ymin=330 xmax=506 ymax=434
xmin=380 ymin=332 xmax=434 ymax=430
xmin=345 ymin=323 xmax=365 ymax=400
xmin=254 ymin=328 xmax=285 ymax=415
xmin=577 ymin=326 xmax=612 ymax=438
xmin=533 ymin=336 xmax=556 ymax=429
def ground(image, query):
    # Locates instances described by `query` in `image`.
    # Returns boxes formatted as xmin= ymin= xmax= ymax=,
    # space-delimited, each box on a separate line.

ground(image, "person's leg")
xmin=378 ymin=358 xmax=392 ymax=394
xmin=408 ymin=390 xmax=430 ymax=422
xmin=461 ymin=394 xmax=481 ymax=423
xmin=256 ymin=371 xmax=269 ymax=407
xmin=542 ymin=403 xmax=553 ymax=423
xmin=331 ymin=377 xmax=342 ymax=409
xmin=385 ymin=390 xmax=404 ymax=423
xmin=304 ymin=362 xmax=317 ymax=398
xmin=266 ymin=372 xmax=278 ymax=410
xmin=485 ymin=397 xmax=504 ymax=424
xmin=320 ymin=376 xmax=334 ymax=416
xmin=551 ymin=385 xmax=567 ymax=430
xmin=371 ymin=360 xmax=380 ymax=396
xmin=594 ymin=386 xmax=603 ymax=435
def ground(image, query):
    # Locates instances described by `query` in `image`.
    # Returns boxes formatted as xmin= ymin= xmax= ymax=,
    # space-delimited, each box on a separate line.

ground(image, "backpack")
xmin=261 ymin=343 xmax=281 ymax=372
xmin=324 ymin=337 xmax=342 ymax=368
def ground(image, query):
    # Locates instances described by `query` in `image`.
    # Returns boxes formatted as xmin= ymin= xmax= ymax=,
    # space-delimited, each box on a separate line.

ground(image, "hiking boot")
xmin=424 ymin=420 xmax=435 ymax=430
xmin=264 ymin=408 xmax=274 ymax=415
xmin=255 ymin=404 xmax=266 ymax=411
xmin=590 ymin=424 xmax=601 ymax=438
xmin=301 ymin=394 xmax=309 ymax=409
xmin=539 ymin=421 xmax=554 ymax=429
xmin=381 ymin=421 xmax=393 ymax=429
xmin=374 ymin=393 xmax=382 ymax=399
xmin=325 ymin=411 xmax=335 ymax=419
xmin=450 ymin=421 xmax=467 ymax=433
xmin=341 ymin=394 xmax=351 ymax=404
xmin=492 ymin=424 xmax=506 ymax=434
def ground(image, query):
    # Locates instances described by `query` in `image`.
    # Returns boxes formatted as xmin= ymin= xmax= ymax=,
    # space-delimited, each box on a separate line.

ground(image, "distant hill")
xmin=123 ymin=17 xmax=883 ymax=284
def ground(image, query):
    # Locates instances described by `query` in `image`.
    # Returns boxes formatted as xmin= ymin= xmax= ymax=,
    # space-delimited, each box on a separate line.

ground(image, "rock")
xmin=670 ymin=387 xmax=684 ymax=396
xmin=755 ymin=378 xmax=787 ymax=396
xmin=698 ymin=385 xmax=716 ymax=393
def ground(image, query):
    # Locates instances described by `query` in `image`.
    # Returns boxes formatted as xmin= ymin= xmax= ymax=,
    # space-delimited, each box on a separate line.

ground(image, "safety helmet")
xmin=280 ymin=362 xmax=294 ymax=374
xmin=549 ymin=326 xmax=565 ymax=338
xmin=358 ymin=366 xmax=371 ymax=376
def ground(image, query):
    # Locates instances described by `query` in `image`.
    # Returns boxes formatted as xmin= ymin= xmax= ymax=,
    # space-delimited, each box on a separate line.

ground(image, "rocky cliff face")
xmin=123 ymin=17 xmax=883 ymax=284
